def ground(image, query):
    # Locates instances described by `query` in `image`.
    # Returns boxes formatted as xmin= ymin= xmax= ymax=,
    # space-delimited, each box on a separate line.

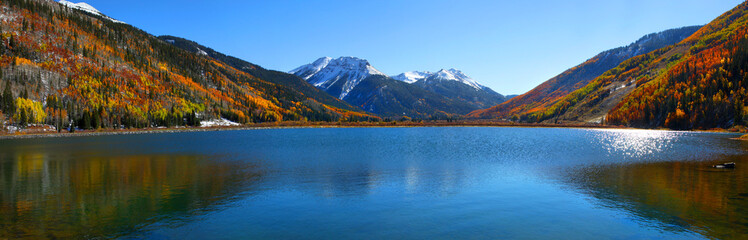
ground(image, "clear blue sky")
xmin=79 ymin=0 xmax=741 ymax=95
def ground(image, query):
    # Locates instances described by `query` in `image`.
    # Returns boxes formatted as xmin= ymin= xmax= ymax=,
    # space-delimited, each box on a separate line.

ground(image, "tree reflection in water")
xmin=0 ymin=151 xmax=263 ymax=239
xmin=560 ymin=155 xmax=748 ymax=240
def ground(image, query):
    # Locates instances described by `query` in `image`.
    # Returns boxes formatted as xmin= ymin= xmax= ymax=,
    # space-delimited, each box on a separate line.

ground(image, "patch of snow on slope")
xmin=200 ymin=118 xmax=241 ymax=128
xmin=58 ymin=0 xmax=125 ymax=24
xmin=290 ymin=57 xmax=332 ymax=80
xmin=392 ymin=71 xmax=432 ymax=83
xmin=432 ymin=69 xmax=484 ymax=90
xmin=197 ymin=48 xmax=209 ymax=56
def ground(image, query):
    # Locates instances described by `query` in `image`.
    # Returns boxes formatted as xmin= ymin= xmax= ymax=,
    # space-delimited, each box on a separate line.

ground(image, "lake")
xmin=1 ymin=127 xmax=747 ymax=239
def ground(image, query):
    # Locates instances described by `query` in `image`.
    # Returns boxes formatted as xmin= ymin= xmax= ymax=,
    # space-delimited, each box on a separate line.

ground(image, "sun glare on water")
xmin=589 ymin=129 xmax=683 ymax=160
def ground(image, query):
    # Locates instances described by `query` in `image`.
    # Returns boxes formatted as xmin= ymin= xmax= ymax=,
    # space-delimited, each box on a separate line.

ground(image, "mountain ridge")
xmin=157 ymin=36 xmax=362 ymax=113
xmin=392 ymin=68 xmax=486 ymax=90
xmin=504 ymin=1 xmax=748 ymax=130
xmin=469 ymin=25 xmax=702 ymax=120
xmin=291 ymin=57 xmax=506 ymax=117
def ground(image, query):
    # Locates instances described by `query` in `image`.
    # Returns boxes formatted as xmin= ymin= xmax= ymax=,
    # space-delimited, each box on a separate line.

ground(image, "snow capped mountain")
xmin=291 ymin=56 xmax=506 ymax=116
xmin=430 ymin=69 xmax=485 ymax=90
xmin=392 ymin=69 xmax=485 ymax=90
xmin=392 ymin=71 xmax=433 ymax=84
xmin=58 ymin=0 xmax=124 ymax=24
xmin=290 ymin=57 xmax=385 ymax=99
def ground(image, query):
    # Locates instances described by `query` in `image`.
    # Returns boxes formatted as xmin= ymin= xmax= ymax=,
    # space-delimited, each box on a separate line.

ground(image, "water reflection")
xmin=559 ymin=155 xmax=748 ymax=239
xmin=587 ymin=129 xmax=685 ymax=161
xmin=2 ymin=128 xmax=747 ymax=239
xmin=0 ymin=150 xmax=262 ymax=239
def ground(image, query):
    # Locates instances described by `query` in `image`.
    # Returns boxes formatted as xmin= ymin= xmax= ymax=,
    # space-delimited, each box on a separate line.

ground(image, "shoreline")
xmin=0 ymin=121 xmax=742 ymax=140
xmin=0 ymin=121 xmax=621 ymax=140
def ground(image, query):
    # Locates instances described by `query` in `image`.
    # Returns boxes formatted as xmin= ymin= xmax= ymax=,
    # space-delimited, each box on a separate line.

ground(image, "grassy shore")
xmin=0 ymin=120 xmax=633 ymax=139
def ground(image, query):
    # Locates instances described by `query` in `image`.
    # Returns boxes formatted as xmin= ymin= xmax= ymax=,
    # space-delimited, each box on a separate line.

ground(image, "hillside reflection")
xmin=0 ymin=151 xmax=263 ymax=239
xmin=560 ymin=155 xmax=748 ymax=240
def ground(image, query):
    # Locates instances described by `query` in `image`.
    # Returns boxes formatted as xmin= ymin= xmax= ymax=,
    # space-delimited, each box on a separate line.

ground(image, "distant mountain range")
xmin=291 ymin=57 xmax=506 ymax=118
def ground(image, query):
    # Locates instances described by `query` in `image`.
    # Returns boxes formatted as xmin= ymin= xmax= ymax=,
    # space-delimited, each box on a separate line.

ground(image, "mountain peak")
xmin=313 ymin=56 xmax=333 ymax=66
xmin=59 ymin=0 xmax=99 ymax=14
xmin=291 ymin=57 xmax=333 ymax=80
xmin=393 ymin=68 xmax=485 ymax=90
xmin=431 ymin=69 xmax=484 ymax=90
xmin=58 ymin=0 xmax=125 ymax=24
xmin=434 ymin=68 xmax=456 ymax=79
xmin=290 ymin=57 xmax=385 ymax=99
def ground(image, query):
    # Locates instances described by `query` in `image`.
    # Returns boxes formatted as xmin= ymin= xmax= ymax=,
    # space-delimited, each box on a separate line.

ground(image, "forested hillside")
xmin=0 ymin=0 xmax=373 ymax=132
xmin=157 ymin=36 xmax=360 ymax=113
xmin=527 ymin=1 xmax=748 ymax=129
xmin=607 ymin=2 xmax=748 ymax=129
xmin=469 ymin=1 xmax=748 ymax=130
xmin=469 ymin=26 xmax=701 ymax=120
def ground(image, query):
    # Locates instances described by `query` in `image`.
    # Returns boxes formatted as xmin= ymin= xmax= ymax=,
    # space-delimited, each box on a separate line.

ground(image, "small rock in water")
xmin=712 ymin=162 xmax=736 ymax=169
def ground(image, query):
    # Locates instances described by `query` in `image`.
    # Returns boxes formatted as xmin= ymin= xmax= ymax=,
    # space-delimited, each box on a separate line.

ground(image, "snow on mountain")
xmin=292 ymin=56 xmax=492 ymax=99
xmin=290 ymin=57 xmax=332 ymax=80
xmin=393 ymin=69 xmax=485 ymax=90
xmin=196 ymin=47 xmax=208 ymax=56
xmin=290 ymin=57 xmax=385 ymax=99
xmin=431 ymin=69 xmax=485 ymax=90
xmin=58 ymin=0 xmax=125 ymax=24
xmin=391 ymin=71 xmax=433 ymax=84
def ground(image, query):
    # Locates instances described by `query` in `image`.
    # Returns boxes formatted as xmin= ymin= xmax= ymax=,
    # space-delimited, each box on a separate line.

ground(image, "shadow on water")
xmin=558 ymin=151 xmax=748 ymax=240
xmin=0 ymin=137 xmax=264 ymax=239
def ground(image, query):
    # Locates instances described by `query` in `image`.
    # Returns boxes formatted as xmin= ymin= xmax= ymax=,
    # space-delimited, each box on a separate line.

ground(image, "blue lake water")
xmin=1 ymin=127 xmax=747 ymax=239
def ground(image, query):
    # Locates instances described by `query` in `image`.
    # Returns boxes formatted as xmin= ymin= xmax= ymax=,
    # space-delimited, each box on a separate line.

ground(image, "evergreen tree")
xmin=92 ymin=111 xmax=101 ymax=129
xmin=82 ymin=111 xmax=91 ymax=130
xmin=2 ymin=83 xmax=15 ymax=116
xmin=19 ymin=109 xmax=27 ymax=127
